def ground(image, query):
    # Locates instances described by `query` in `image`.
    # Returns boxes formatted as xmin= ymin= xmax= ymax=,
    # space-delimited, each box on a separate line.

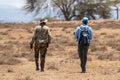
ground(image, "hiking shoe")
xmin=41 ymin=68 xmax=44 ymax=72
xmin=36 ymin=68 xmax=39 ymax=71
xmin=41 ymin=69 xmax=44 ymax=72
xmin=81 ymin=71 xmax=85 ymax=73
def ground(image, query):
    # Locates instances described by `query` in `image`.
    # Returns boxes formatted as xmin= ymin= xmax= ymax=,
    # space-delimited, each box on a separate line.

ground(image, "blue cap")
xmin=82 ymin=17 xmax=88 ymax=22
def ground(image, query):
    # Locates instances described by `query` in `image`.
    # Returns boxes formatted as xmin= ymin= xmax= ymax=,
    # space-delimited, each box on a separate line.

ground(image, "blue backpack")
xmin=79 ymin=27 xmax=89 ymax=45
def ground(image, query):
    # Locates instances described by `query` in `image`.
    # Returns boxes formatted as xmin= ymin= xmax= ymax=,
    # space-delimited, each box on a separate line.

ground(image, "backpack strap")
xmin=80 ymin=25 xmax=89 ymax=31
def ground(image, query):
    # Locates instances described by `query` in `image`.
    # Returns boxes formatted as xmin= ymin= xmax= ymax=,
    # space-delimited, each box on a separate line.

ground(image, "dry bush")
xmin=59 ymin=58 xmax=79 ymax=68
xmin=90 ymin=43 xmax=107 ymax=53
xmin=61 ymin=27 xmax=67 ymax=31
xmin=64 ymin=38 xmax=77 ymax=46
xmin=105 ymin=35 xmax=115 ymax=38
xmin=89 ymin=37 xmax=100 ymax=52
xmin=25 ymin=26 xmax=33 ymax=33
xmin=97 ymin=46 xmax=107 ymax=51
xmin=9 ymin=37 xmax=16 ymax=40
xmin=7 ymin=68 xmax=14 ymax=73
xmin=49 ymin=39 xmax=65 ymax=51
xmin=106 ymin=40 xmax=120 ymax=51
xmin=55 ymin=36 xmax=75 ymax=46
xmin=0 ymin=52 xmax=21 ymax=65
xmin=70 ymin=53 xmax=79 ymax=59
xmin=100 ymin=32 xmax=107 ymax=35
xmin=13 ymin=52 xmax=34 ymax=62
xmin=26 ymin=53 xmax=34 ymax=62
xmin=98 ymin=54 xmax=108 ymax=60
xmin=16 ymin=75 xmax=33 ymax=80
xmin=97 ymin=53 xmax=120 ymax=61
xmin=27 ymin=29 xmax=33 ymax=33
xmin=116 ymin=46 xmax=120 ymax=51
xmin=3 ymin=24 xmax=12 ymax=28
xmin=15 ymin=41 xmax=30 ymax=53
xmin=0 ymin=44 xmax=14 ymax=52
xmin=90 ymin=44 xmax=97 ymax=52
xmin=47 ymin=50 xmax=54 ymax=56
xmin=97 ymin=53 xmax=112 ymax=60
xmin=117 ymin=69 xmax=120 ymax=73
xmin=0 ymin=37 xmax=3 ymax=40
xmin=59 ymin=38 xmax=68 ymax=44
xmin=47 ymin=41 xmax=56 ymax=54
xmin=13 ymin=52 xmax=28 ymax=58
xmin=90 ymin=20 xmax=120 ymax=30
xmin=4 ymin=41 xmax=19 ymax=45
xmin=87 ymin=55 xmax=92 ymax=61
xmin=46 ymin=62 xmax=59 ymax=71
xmin=90 ymin=32 xmax=108 ymax=53
xmin=0 ymin=32 xmax=8 ymax=35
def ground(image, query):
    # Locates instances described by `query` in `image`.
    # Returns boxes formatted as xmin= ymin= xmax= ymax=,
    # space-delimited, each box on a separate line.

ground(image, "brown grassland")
xmin=0 ymin=20 xmax=120 ymax=80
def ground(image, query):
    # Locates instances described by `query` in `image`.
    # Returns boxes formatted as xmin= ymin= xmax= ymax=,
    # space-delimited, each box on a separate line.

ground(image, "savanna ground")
xmin=0 ymin=20 xmax=120 ymax=80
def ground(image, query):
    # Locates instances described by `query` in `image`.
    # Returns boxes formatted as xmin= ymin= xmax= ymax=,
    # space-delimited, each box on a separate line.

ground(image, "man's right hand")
xmin=30 ymin=44 xmax=33 ymax=49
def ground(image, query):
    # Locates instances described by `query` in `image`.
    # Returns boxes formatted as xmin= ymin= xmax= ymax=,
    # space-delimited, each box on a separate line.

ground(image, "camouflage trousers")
xmin=34 ymin=43 xmax=48 ymax=71
xmin=78 ymin=44 xmax=89 ymax=72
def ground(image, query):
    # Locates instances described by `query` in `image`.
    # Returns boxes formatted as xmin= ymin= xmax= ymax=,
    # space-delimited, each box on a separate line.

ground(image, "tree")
xmin=52 ymin=0 xmax=76 ymax=20
xmin=24 ymin=0 xmax=76 ymax=20
xmin=75 ymin=0 xmax=111 ymax=19
xmin=24 ymin=0 xmax=120 ymax=20
xmin=23 ymin=0 xmax=47 ymax=12
xmin=109 ymin=0 xmax=120 ymax=19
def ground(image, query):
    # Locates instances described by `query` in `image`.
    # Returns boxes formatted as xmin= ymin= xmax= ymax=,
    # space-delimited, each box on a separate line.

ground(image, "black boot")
xmin=35 ymin=62 xmax=39 ymax=71
xmin=81 ymin=67 xmax=86 ymax=73
xmin=35 ymin=58 xmax=39 ymax=71
xmin=36 ymin=67 xmax=39 ymax=71
xmin=35 ymin=53 xmax=39 ymax=71
xmin=41 ymin=62 xmax=44 ymax=72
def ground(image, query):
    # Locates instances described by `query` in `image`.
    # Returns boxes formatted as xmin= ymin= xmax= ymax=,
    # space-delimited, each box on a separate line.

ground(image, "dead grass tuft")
xmin=70 ymin=53 xmax=79 ymax=59
xmin=46 ymin=62 xmax=59 ymax=71
xmin=117 ymin=69 xmax=120 ymax=73
xmin=0 ymin=32 xmax=8 ymax=35
xmin=106 ymin=40 xmax=120 ymax=50
xmin=0 ymin=53 xmax=21 ymax=65
xmin=100 ymin=32 xmax=107 ymax=35
xmin=7 ymin=68 xmax=14 ymax=73
xmin=16 ymin=75 xmax=33 ymax=80
xmin=97 ymin=53 xmax=119 ymax=61
xmin=13 ymin=52 xmax=34 ymax=62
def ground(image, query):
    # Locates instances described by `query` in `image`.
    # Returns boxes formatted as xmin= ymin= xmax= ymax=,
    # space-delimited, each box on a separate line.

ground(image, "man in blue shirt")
xmin=74 ymin=17 xmax=93 ymax=73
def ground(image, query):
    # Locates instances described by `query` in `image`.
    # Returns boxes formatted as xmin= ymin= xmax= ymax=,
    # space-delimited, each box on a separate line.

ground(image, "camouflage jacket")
xmin=30 ymin=25 xmax=51 ymax=45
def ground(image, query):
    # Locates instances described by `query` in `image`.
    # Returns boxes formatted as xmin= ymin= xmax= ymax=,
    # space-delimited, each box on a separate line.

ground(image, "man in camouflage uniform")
xmin=30 ymin=19 xmax=51 ymax=72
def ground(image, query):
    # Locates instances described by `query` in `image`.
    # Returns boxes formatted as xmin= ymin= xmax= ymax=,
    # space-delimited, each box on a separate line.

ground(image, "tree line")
xmin=24 ymin=0 xmax=120 ymax=20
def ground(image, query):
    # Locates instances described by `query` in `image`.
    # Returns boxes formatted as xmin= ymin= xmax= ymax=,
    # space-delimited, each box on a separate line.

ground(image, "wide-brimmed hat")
xmin=40 ymin=19 xmax=47 ymax=23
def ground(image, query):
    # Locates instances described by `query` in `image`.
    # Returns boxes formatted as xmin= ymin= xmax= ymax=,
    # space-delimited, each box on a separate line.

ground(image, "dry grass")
xmin=0 ymin=20 xmax=120 ymax=80
xmin=0 ymin=21 xmax=120 ymax=60
xmin=1 ymin=20 xmax=119 ymax=63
